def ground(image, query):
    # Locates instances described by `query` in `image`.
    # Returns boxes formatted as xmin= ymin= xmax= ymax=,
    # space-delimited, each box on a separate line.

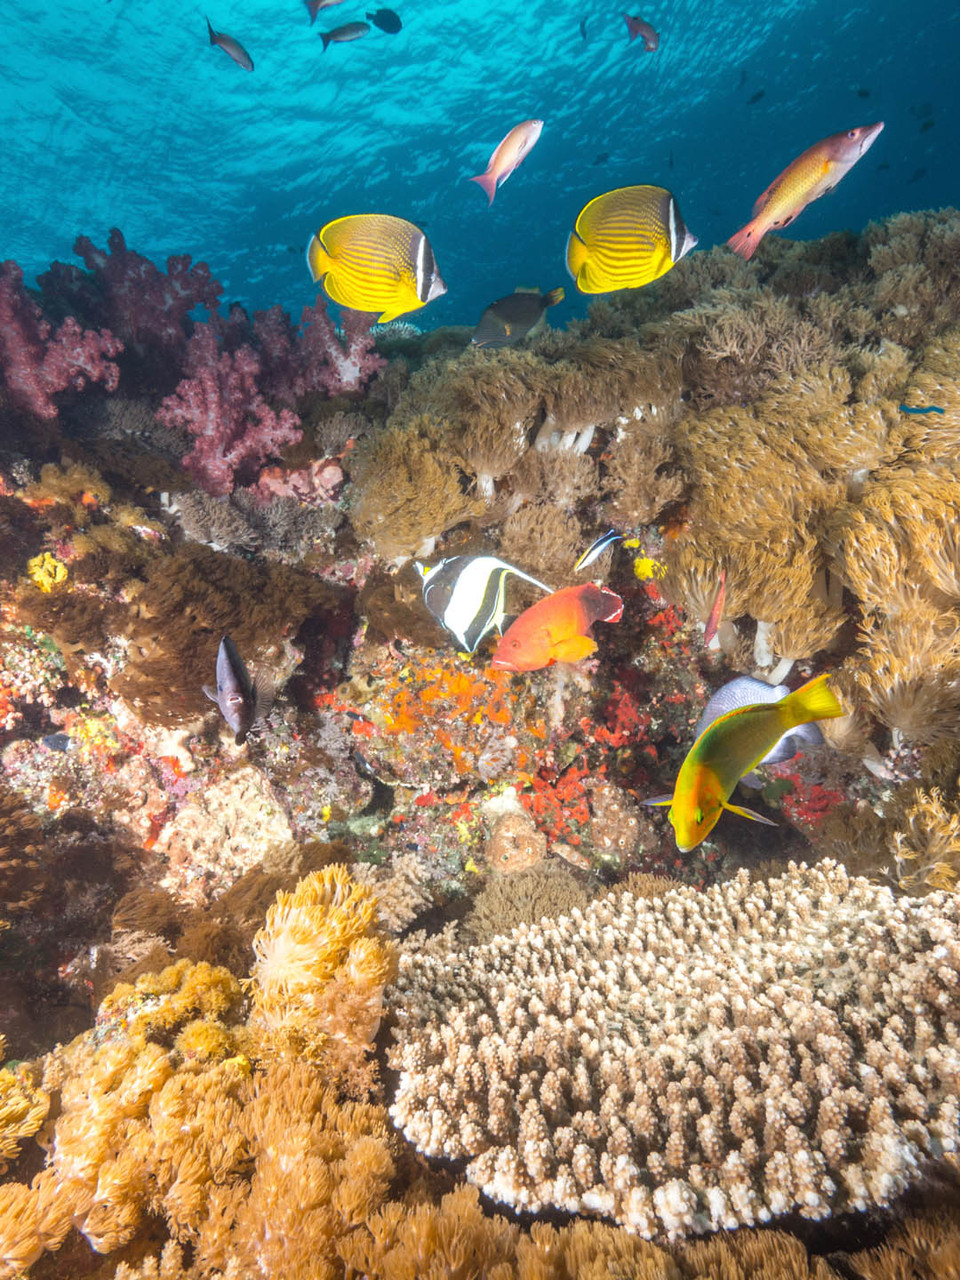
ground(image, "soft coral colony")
xmin=4 ymin=207 xmax=960 ymax=1277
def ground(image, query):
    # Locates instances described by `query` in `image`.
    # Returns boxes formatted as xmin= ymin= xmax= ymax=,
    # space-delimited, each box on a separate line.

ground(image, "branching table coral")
xmin=389 ymin=860 xmax=960 ymax=1241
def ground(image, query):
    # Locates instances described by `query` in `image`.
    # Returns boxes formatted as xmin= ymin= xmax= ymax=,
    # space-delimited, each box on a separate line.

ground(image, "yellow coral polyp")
xmin=26 ymin=552 xmax=68 ymax=593
xmin=633 ymin=555 xmax=667 ymax=581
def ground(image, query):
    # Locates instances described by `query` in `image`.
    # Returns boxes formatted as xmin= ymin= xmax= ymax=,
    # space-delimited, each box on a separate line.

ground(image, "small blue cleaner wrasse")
xmin=416 ymin=555 xmax=552 ymax=653
xmin=306 ymin=214 xmax=446 ymax=323
xmin=647 ymin=672 xmax=843 ymax=851
xmin=566 ymin=185 xmax=698 ymax=293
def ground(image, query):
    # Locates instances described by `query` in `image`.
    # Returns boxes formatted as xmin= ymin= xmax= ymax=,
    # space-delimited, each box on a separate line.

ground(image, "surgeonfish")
xmin=205 ymin=17 xmax=254 ymax=70
xmin=574 ymin=529 xmax=623 ymax=572
xmin=490 ymin=584 xmax=623 ymax=672
xmin=623 ymin=14 xmax=659 ymax=50
xmin=367 ymin=7 xmax=401 ymax=32
xmin=726 ymin=122 xmax=884 ymax=260
xmin=306 ymin=214 xmax=446 ymax=323
xmin=471 ymin=287 xmax=565 ymax=348
xmin=566 ymin=185 xmax=698 ymax=294
xmin=305 ymin=0 xmax=347 ymax=23
xmin=416 ymin=555 xmax=553 ymax=653
xmin=647 ymin=673 xmax=843 ymax=851
xmin=203 ymin=636 xmax=274 ymax=745
xmin=320 ymin=20 xmax=370 ymax=48
xmin=470 ymin=119 xmax=543 ymax=206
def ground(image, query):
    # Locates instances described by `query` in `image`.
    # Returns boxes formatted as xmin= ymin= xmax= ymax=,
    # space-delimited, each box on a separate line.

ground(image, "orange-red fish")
xmin=489 ymin=583 xmax=623 ymax=672
xmin=727 ymin=122 xmax=883 ymax=260
xmin=470 ymin=119 xmax=543 ymax=206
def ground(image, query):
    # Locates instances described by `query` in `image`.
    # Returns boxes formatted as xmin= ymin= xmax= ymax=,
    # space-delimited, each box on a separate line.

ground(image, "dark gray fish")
xmin=203 ymin=635 xmax=273 ymax=744
xmin=416 ymin=555 xmax=552 ymax=652
xmin=206 ymin=17 xmax=254 ymax=71
xmin=856 ymin=86 xmax=871 ymax=98
xmin=694 ymin=676 xmax=823 ymax=773
xmin=471 ymin=287 xmax=564 ymax=349
xmin=593 ymin=151 xmax=610 ymax=165
xmin=920 ymin=119 xmax=935 ymax=133
xmin=748 ymin=89 xmax=765 ymax=104
xmin=579 ymin=16 xmax=587 ymax=39
xmin=320 ymin=20 xmax=370 ymax=48
xmin=908 ymin=167 xmax=926 ymax=183
xmin=367 ymin=7 xmax=401 ymax=33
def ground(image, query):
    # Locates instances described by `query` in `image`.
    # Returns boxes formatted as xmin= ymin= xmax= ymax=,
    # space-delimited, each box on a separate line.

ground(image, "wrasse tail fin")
xmin=780 ymin=672 xmax=844 ymax=728
xmin=726 ymin=221 xmax=762 ymax=260
xmin=723 ymin=800 xmax=778 ymax=826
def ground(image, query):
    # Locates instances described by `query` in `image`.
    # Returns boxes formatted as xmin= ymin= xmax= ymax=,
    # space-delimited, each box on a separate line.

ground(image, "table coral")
xmin=389 ymin=861 xmax=960 ymax=1241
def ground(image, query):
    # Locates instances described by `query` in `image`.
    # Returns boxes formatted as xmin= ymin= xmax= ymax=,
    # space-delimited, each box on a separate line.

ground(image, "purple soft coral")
xmin=157 ymin=323 xmax=302 ymax=496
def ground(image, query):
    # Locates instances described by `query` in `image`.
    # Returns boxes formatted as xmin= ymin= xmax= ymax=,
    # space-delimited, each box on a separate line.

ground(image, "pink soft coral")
xmin=157 ymin=323 xmax=302 ymax=496
xmin=0 ymin=261 xmax=122 ymax=419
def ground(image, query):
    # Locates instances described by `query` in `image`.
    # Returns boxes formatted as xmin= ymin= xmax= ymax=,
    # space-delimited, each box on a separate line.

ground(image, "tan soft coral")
xmin=348 ymin=414 xmax=482 ymax=559
xmin=247 ymin=864 xmax=398 ymax=1087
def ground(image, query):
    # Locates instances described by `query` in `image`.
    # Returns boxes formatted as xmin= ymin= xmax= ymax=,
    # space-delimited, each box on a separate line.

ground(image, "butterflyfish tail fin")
xmin=780 ymin=672 xmax=844 ymax=728
xmin=723 ymin=800 xmax=778 ymax=826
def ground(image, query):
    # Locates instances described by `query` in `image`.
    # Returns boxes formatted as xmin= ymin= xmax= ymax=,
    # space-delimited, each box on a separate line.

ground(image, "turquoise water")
xmin=3 ymin=0 xmax=956 ymax=327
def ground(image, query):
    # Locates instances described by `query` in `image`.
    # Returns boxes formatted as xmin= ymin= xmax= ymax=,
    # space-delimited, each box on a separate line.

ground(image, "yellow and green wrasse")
xmin=565 ymin=184 xmax=698 ymax=294
xmin=648 ymin=672 xmax=843 ymax=851
xmin=306 ymin=213 xmax=446 ymax=323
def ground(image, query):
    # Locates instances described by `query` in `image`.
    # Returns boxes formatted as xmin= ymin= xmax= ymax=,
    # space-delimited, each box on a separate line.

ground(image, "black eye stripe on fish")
xmin=417 ymin=556 xmax=553 ymax=653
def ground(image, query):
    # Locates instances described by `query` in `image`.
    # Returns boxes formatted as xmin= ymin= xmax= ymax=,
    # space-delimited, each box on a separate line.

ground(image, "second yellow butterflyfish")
xmin=306 ymin=213 xmax=447 ymax=323
xmin=566 ymin=184 xmax=697 ymax=294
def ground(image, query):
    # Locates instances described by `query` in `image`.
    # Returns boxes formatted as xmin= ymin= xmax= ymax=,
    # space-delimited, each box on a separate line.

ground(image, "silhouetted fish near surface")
xmin=593 ymin=151 xmax=610 ymax=165
xmin=579 ymin=16 xmax=587 ymax=39
xmin=305 ymin=0 xmax=347 ymax=22
xmin=856 ymin=87 xmax=871 ymax=98
xmin=367 ymin=8 xmax=401 ymax=33
xmin=206 ymin=17 xmax=253 ymax=70
xmin=624 ymin=14 xmax=659 ymax=49
xmin=416 ymin=556 xmax=553 ymax=653
xmin=920 ymin=119 xmax=935 ymax=132
xmin=748 ymin=89 xmax=765 ymax=104
xmin=876 ymin=160 xmax=890 ymax=171
xmin=908 ymin=167 xmax=927 ymax=183
xmin=320 ymin=20 xmax=369 ymax=48
xmin=203 ymin=636 xmax=273 ymax=745
xmin=471 ymin=287 xmax=564 ymax=348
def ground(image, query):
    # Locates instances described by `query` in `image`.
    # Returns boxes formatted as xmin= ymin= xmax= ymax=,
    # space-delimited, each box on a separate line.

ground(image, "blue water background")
xmin=2 ymin=0 xmax=957 ymax=330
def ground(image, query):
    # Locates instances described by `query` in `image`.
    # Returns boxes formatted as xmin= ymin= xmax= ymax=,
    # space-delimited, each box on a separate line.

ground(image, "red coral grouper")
xmin=490 ymin=584 xmax=623 ymax=672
